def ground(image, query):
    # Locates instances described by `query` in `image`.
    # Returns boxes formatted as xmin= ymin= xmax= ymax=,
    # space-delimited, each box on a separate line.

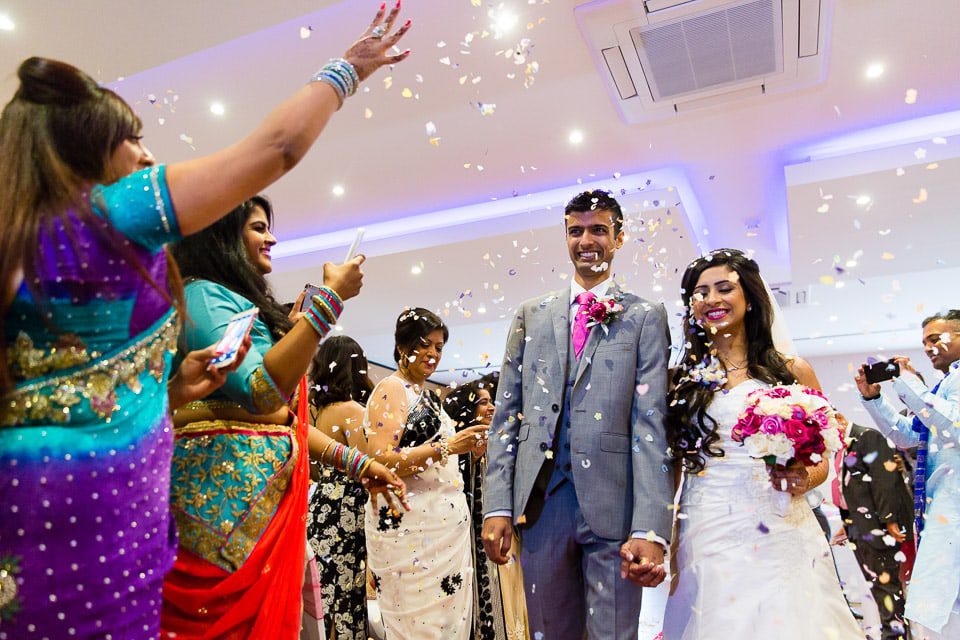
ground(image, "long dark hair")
xmin=443 ymin=381 xmax=483 ymax=428
xmin=309 ymin=336 xmax=374 ymax=409
xmin=668 ymin=249 xmax=795 ymax=473
xmin=171 ymin=196 xmax=292 ymax=342
xmin=0 ymin=57 xmax=181 ymax=397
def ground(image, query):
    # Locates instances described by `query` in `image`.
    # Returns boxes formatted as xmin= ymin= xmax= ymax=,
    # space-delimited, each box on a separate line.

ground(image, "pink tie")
xmin=572 ymin=291 xmax=597 ymax=360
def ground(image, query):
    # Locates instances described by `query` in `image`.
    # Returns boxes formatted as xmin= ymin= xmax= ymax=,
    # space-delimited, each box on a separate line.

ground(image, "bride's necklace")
xmin=721 ymin=356 xmax=749 ymax=372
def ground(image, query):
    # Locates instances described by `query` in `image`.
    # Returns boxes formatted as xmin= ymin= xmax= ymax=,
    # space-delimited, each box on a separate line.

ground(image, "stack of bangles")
xmin=310 ymin=58 xmax=360 ymax=109
xmin=320 ymin=440 xmax=374 ymax=482
xmin=304 ymin=286 xmax=343 ymax=338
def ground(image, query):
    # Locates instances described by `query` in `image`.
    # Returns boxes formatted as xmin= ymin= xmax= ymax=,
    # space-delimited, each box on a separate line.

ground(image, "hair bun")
xmin=16 ymin=57 xmax=96 ymax=106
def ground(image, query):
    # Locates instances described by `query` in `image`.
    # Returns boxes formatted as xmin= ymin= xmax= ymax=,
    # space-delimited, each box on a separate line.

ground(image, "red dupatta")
xmin=161 ymin=378 xmax=311 ymax=639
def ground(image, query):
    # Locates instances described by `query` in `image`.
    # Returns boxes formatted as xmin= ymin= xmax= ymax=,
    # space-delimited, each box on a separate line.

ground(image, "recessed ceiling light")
xmin=410 ymin=265 xmax=422 ymax=275
xmin=0 ymin=15 xmax=14 ymax=31
xmin=332 ymin=184 xmax=345 ymax=197
xmin=209 ymin=102 xmax=225 ymax=116
xmin=865 ymin=63 xmax=885 ymax=79
xmin=855 ymin=195 xmax=871 ymax=206
xmin=490 ymin=8 xmax=518 ymax=36
xmin=568 ymin=129 xmax=584 ymax=145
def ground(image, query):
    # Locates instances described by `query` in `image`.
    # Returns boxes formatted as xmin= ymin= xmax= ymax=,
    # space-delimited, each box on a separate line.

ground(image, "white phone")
xmin=345 ymin=227 xmax=365 ymax=262
xmin=209 ymin=308 xmax=258 ymax=369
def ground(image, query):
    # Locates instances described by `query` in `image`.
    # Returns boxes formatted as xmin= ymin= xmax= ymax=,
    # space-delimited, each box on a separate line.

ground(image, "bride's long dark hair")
xmin=668 ymin=249 xmax=796 ymax=473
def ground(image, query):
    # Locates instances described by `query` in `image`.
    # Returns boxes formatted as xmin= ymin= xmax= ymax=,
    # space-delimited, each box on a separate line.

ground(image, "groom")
xmin=482 ymin=190 xmax=673 ymax=639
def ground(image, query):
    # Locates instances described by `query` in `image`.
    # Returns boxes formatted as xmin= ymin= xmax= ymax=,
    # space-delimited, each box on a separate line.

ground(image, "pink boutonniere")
xmin=585 ymin=294 xmax=625 ymax=334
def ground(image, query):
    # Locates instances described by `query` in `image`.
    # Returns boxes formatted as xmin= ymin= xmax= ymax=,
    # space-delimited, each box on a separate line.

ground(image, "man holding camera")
xmin=856 ymin=310 xmax=960 ymax=639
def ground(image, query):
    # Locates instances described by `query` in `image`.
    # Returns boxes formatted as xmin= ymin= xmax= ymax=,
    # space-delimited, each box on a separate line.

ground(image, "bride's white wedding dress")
xmin=662 ymin=380 xmax=864 ymax=639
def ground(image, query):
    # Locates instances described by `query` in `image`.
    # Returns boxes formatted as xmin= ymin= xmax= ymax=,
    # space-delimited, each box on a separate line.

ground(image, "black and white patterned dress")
xmin=364 ymin=378 xmax=474 ymax=639
xmin=306 ymin=414 xmax=368 ymax=640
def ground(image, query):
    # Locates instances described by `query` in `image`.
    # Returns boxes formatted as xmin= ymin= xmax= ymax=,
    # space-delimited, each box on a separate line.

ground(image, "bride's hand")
xmin=769 ymin=461 xmax=809 ymax=496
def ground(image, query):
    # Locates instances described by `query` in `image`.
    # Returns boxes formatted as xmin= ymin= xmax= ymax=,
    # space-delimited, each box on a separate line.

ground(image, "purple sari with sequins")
xmin=0 ymin=165 xmax=181 ymax=639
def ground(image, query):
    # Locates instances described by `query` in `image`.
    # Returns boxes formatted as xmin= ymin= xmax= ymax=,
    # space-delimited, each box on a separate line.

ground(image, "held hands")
xmin=322 ymin=255 xmax=365 ymax=302
xmin=481 ymin=516 xmax=513 ymax=565
xmin=167 ymin=336 xmax=252 ymax=409
xmin=447 ymin=424 xmax=488 ymax=456
xmin=344 ymin=2 xmax=412 ymax=82
xmin=364 ymin=459 xmax=410 ymax=513
xmin=768 ymin=461 xmax=809 ymax=496
xmin=619 ymin=539 xmax=666 ymax=587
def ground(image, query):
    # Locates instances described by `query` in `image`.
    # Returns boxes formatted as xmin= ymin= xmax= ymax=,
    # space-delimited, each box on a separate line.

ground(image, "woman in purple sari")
xmin=0 ymin=6 xmax=409 ymax=637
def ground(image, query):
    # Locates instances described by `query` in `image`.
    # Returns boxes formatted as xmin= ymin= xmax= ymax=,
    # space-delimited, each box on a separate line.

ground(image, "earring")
xmin=747 ymin=305 xmax=753 ymax=312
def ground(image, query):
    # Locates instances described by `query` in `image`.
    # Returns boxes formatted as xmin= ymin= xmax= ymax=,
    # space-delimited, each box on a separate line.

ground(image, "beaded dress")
xmin=0 ymin=165 xmax=181 ymax=638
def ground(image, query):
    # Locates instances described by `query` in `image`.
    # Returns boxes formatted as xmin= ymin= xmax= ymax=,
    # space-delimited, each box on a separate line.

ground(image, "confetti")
xmin=904 ymin=88 xmax=918 ymax=104
xmin=299 ymin=26 xmax=312 ymax=39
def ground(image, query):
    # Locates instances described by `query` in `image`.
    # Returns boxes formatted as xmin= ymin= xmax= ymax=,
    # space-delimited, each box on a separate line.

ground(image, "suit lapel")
xmin=550 ymin=289 xmax=570 ymax=373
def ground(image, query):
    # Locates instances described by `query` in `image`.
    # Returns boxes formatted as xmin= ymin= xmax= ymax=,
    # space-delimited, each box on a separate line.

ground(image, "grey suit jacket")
xmin=484 ymin=283 xmax=674 ymax=541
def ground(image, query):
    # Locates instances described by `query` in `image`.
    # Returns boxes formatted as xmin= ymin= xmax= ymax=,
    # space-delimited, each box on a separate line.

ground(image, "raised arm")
xmin=165 ymin=4 xmax=411 ymax=236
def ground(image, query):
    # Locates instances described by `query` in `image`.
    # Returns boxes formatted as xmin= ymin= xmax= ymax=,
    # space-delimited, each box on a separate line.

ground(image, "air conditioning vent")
xmin=632 ymin=0 xmax=782 ymax=101
xmin=575 ymin=0 xmax=832 ymax=123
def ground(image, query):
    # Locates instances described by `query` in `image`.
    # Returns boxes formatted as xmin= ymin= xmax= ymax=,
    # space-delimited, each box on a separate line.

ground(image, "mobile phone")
xmin=209 ymin=307 xmax=258 ymax=369
xmin=345 ymin=227 xmax=365 ymax=262
xmin=864 ymin=359 xmax=900 ymax=384
xmin=299 ymin=283 xmax=322 ymax=313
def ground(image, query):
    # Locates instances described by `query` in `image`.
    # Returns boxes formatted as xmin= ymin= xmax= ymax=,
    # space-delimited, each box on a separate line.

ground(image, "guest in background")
xmin=306 ymin=336 xmax=376 ymax=640
xmin=364 ymin=308 xmax=487 ymax=638
xmin=831 ymin=421 xmax=913 ymax=640
xmin=857 ymin=309 xmax=960 ymax=639
xmin=444 ymin=379 xmax=530 ymax=640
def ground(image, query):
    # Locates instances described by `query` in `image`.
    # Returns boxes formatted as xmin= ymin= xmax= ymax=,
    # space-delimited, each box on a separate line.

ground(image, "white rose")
xmin=745 ymin=435 xmax=771 ymax=458
xmin=768 ymin=433 xmax=795 ymax=464
xmin=823 ymin=428 xmax=842 ymax=453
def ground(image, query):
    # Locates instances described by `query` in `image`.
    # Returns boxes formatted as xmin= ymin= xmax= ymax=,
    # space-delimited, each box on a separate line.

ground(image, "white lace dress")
xmin=662 ymin=380 xmax=864 ymax=639
xmin=363 ymin=380 xmax=473 ymax=639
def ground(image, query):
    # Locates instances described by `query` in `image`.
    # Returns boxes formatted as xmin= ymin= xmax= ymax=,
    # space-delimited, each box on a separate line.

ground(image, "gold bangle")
xmin=318 ymin=439 xmax=336 ymax=466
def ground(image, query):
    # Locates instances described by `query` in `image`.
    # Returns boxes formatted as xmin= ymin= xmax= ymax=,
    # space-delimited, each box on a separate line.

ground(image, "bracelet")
xmin=314 ymin=286 xmax=344 ymax=316
xmin=318 ymin=439 xmax=336 ymax=466
xmin=860 ymin=393 xmax=881 ymax=402
xmin=309 ymin=59 xmax=359 ymax=109
xmin=439 ymin=437 xmax=450 ymax=466
xmin=303 ymin=305 xmax=333 ymax=338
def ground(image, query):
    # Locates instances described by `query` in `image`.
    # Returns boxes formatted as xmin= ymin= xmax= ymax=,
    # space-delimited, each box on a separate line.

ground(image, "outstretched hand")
xmin=620 ymin=538 xmax=666 ymax=587
xmin=167 ymin=336 xmax=252 ymax=409
xmin=344 ymin=2 xmax=413 ymax=82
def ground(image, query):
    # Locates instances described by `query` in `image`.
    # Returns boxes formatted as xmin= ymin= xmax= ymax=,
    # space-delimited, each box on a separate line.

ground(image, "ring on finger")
xmin=371 ymin=25 xmax=387 ymax=38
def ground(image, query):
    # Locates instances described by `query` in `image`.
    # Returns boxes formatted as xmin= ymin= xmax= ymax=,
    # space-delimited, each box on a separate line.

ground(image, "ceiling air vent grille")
xmin=575 ymin=0 xmax=831 ymax=123
xmin=631 ymin=0 xmax=782 ymax=101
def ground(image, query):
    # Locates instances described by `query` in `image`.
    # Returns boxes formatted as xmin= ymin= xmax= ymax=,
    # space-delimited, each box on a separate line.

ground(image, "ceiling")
xmin=2 ymin=0 xmax=958 ymax=379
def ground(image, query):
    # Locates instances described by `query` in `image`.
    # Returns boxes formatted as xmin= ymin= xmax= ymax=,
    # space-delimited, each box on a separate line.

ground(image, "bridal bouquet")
xmin=730 ymin=384 xmax=844 ymax=467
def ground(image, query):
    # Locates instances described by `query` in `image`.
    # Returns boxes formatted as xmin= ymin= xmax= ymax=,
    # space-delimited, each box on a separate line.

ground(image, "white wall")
xmin=804 ymin=348 xmax=935 ymax=425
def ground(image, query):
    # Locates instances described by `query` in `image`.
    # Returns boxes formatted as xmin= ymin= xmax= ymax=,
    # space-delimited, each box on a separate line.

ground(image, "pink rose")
xmin=759 ymin=415 xmax=783 ymax=435
xmin=767 ymin=387 xmax=791 ymax=399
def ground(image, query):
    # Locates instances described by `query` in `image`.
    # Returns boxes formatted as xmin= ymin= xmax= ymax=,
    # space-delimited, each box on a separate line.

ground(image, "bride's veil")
xmin=760 ymin=277 xmax=797 ymax=357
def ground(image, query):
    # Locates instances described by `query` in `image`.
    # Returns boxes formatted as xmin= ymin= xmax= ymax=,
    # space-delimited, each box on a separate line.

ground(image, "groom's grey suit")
xmin=484 ymin=281 xmax=673 ymax=639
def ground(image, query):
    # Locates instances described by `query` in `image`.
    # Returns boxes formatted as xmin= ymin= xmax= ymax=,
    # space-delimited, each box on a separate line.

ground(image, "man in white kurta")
xmin=857 ymin=310 xmax=960 ymax=639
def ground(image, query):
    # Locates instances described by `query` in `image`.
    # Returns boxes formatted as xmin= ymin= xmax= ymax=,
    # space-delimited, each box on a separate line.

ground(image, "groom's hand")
xmin=482 ymin=516 xmax=513 ymax=565
xmin=619 ymin=539 xmax=665 ymax=587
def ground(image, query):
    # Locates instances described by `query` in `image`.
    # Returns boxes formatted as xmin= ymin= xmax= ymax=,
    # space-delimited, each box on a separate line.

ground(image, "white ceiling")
xmin=2 ymin=0 xmax=958 ymax=378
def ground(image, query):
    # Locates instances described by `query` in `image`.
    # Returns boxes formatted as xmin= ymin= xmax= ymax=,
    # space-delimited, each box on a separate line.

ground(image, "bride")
xmin=662 ymin=249 xmax=863 ymax=640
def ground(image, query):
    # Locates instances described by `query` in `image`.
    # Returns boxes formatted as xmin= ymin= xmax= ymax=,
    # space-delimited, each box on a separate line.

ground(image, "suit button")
xmin=539 ymin=442 xmax=549 ymax=452
xmin=551 ymin=403 xmax=560 ymax=413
